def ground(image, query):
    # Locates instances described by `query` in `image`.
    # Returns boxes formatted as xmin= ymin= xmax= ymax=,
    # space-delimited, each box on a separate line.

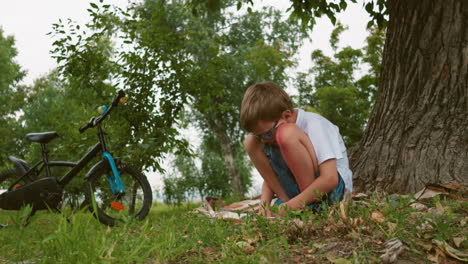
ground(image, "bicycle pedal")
xmin=13 ymin=184 xmax=21 ymax=189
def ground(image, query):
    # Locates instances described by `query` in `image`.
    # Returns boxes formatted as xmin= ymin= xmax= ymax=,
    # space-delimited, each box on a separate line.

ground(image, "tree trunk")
xmin=214 ymin=128 xmax=244 ymax=196
xmin=350 ymin=0 xmax=467 ymax=193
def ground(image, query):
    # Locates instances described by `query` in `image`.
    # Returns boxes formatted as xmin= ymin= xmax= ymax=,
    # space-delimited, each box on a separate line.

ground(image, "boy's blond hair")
xmin=240 ymin=82 xmax=294 ymax=132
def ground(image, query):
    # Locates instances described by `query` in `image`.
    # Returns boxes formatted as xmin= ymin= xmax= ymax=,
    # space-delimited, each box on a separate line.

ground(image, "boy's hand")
xmin=279 ymin=200 xmax=303 ymax=216
xmin=258 ymin=200 xmax=272 ymax=217
xmin=278 ymin=203 xmax=289 ymax=216
xmin=258 ymin=205 xmax=277 ymax=217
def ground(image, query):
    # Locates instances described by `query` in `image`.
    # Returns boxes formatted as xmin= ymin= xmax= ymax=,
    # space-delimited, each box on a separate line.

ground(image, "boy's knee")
xmin=275 ymin=123 xmax=301 ymax=147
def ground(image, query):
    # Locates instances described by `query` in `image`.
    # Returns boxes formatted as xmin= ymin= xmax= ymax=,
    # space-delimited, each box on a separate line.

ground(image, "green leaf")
xmin=365 ymin=2 xmax=374 ymax=13
xmin=339 ymin=1 xmax=347 ymax=10
xmin=236 ymin=1 xmax=242 ymax=10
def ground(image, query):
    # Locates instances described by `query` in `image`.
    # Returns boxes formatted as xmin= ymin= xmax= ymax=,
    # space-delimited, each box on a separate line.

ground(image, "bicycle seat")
xmin=26 ymin=131 xmax=60 ymax=144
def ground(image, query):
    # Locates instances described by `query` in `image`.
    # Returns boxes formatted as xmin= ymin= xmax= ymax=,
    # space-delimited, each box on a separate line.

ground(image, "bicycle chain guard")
xmin=0 ymin=177 xmax=63 ymax=211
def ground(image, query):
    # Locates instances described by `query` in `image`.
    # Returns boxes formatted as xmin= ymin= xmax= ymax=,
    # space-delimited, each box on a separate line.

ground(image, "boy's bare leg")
xmin=275 ymin=123 xmax=318 ymax=192
xmin=275 ymin=123 xmax=339 ymax=212
xmin=244 ymin=134 xmax=290 ymax=202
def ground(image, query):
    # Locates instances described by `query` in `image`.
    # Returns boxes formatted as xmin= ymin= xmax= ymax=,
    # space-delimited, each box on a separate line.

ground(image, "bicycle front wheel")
xmin=85 ymin=162 xmax=152 ymax=226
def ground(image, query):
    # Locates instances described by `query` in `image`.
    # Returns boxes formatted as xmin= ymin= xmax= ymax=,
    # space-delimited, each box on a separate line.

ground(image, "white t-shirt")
xmin=295 ymin=109 xmax=353 ymax=192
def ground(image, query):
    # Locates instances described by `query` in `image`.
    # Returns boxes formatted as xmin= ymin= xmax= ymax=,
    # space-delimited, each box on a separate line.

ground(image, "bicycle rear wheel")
xmin=0 ymin=169 xmax=20 ymax=189
xmin=0 ymin=169 xmax=18 ymax=181
xmin=85 ymin=162 xmax=152 ymax=226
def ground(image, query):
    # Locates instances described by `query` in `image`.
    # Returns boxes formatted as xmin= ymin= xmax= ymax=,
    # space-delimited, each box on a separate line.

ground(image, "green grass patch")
xmin=0 ymin=195 xmax=466 ymax=263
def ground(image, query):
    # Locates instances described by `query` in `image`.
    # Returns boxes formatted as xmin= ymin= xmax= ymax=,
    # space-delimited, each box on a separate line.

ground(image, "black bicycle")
xmin=0 ymin=91 xmax=152 ymax=226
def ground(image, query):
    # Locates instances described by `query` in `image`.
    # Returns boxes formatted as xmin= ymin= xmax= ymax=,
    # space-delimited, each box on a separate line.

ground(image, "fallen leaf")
xmin=380 ymin=238 xmax=404 ymax=263
xmin=427 ymin=251 xmax=440 ymax=263
xmin=245 ymin=237 xmax=258 ymax=245
xmin=312 ymin=243 xmax=327 ymax=249
xmin=352 ymin=192 xmax=368 ymax=199
xmin=427 ymin=208 xmax=443 ymax=217
xmin=414 ymin=187 xmax=445 ymax=201
xmin=433 ymin=239 xmax=468 ymax=262
xmin=428 ymin=246 xmax=446 ymax=263
xmin=105 ymin=242 xmax=116 ymax=259
xmin=415 ymin=241 xmax=432 ymax=251
xmin=355 ymin=200 xmax=371 ymax=207
xmin=347 ymin=230 xmax=361 ymax=241
xmin=326 ymin=254 xmax=352 ymax=264
xmin=424 ymin=233 xmax=434 ymax=240
xmin=328 ymin=207 xmax=336 ymax=217
xmin=222 ymin=199 xmax=261 ymax=212
xmin=371 ymin=211 xmax=385 ymax=223
xmin=350 ymin=217 xmax=363 ymax=227
xmin=432 ymin=184 xmax=468 ymax=201
xmin=236 ymin=241 xmax=256 ymax=254
xmin=417 ymin=221 xmax=433 ymax=231
xmin=410 ymin=202 xmax=427 ymax=211
xmin=387 ymin=222 xmax=397 ymax=235
xmin=453 ymin=237 xmax=465 ymax=248
xmin=339 ymin=202 xmax=347 ymax=222
xmin=187 ymin=249 xmax=197 ymax=254
xmin=236 ymin=241 xmax=249 ymax=248
xmin=342 ymin=190 xmax=352 ymax=202
xmin=205 ymin=196 xmax=226 ymax=210
xmin=293 ymin=218 xmax=304 ymax=229
xmin=439 ymin=184 xmax=464 ymax=190
xmin=435 ymin=201 xmax=445 ymax=214
xmin=415 ymin=185 xmax=468 ymax=201
xmin=291 ymin=255 xmax=302 ymax=263
xmin=203 ymin=247 xmax=215 ymax=255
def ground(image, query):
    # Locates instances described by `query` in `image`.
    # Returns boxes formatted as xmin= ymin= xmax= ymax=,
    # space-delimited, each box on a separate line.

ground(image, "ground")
xmin=0 ymin=185 xmax=466 ymax=263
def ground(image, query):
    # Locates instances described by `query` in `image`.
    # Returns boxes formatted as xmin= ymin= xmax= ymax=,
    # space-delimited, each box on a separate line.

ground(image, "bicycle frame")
xmin=8 ymin=124 xmax=120 ymax=192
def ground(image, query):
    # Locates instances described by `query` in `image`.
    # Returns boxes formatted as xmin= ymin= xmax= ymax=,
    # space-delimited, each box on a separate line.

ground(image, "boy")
xmin=240 ymin=82 xmax=352 ymax=216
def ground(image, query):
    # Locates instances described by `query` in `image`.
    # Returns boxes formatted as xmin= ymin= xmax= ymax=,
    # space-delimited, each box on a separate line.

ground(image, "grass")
xmin=0 ymin=194 xmax=466 ymax=263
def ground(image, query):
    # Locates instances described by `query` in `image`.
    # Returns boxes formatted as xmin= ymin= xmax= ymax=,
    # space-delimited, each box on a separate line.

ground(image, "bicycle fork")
xmin=102 ymin=152 xmax=125 ymax=196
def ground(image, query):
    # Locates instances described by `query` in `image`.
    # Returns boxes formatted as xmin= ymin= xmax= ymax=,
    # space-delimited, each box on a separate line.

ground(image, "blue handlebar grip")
xmin=99 ymin=105 xmax=108 ymax=116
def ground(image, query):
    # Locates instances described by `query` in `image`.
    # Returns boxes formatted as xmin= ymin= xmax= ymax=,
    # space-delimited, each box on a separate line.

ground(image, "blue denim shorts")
xmin=264 ymin=143 xmax=345 ymax=211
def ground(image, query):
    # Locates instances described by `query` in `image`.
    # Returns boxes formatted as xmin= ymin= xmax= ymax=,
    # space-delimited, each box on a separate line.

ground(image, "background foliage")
xmin=295 ymin=23 xmax=385 ymax=147
xmin=1 ymin=0 xmax=384 ymax=202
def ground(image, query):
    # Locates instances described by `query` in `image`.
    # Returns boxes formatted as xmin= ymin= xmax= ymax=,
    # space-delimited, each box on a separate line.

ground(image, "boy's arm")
xmin=244 ymin=134 xmax=290 ymax=202
xmin=259 ymin=181 xmax=274 ymax=216
xmin=281 ymin=159 xmax=339 ymax=211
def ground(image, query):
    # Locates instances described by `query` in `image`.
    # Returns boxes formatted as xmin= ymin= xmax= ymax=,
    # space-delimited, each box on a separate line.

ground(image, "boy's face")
xmin=250 ymin=109 xmax=297 ymax=144
xmin=251 ymin=120 xmax=280 ymax=144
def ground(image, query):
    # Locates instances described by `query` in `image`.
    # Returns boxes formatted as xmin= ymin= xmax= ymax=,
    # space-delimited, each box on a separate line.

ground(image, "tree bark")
xmin=350 ymin=0 xmax=467 ymax=193
xmin=213 ymin=127 xmax=244 ymax=197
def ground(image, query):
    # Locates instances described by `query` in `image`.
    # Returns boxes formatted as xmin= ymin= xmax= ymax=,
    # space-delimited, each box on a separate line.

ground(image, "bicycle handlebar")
xmin=79 ymin=117 xmax=95 ymax=133
xmin=78 ymin=90 xmax=126 ymax=134
xmin=112 ymin=90 xmax=126 ymax=106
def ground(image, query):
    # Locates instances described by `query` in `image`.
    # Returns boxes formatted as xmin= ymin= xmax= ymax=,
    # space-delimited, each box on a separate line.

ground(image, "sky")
xmin=0 ymin=0 xmax=370 ymax=196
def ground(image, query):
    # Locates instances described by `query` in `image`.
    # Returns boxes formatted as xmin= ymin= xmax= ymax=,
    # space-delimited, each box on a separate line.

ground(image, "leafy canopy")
xmin=295 ymin=23 xmax=385 ymax=147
